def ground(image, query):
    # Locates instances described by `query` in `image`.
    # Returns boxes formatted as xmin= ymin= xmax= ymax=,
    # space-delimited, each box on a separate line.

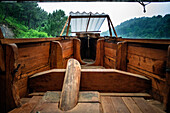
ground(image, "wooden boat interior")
xmin=0 ymin=36 xmax=170 ymax=113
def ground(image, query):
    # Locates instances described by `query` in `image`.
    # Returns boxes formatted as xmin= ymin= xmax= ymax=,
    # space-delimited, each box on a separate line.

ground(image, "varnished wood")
xmin=0 ymin=37 xmax=62 ymax=44
xmin=59 ymin=59 xmax=81 ymax=111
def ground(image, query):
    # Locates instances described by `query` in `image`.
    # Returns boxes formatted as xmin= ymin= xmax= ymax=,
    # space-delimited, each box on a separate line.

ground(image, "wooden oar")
xmin=59 ymin=58 xmax=81 ymax=111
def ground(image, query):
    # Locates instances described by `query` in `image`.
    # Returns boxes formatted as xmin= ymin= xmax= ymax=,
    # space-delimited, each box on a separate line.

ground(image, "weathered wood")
xmin=6 ymin=44 xmax=21 ymax=112
xmin=104 ymin=47 xmax=117 ymax=58
xmin=116 ymin=41 xmax=127 ymax=70
xmin=122 ymin=97 xmax=142 ymax=113
xmin=101 ymin=97 xmax=116 ymax=113
xmin=59 ymin=59 xmax=81 ymax=111
xmin=104 ymin=56 xmax=116 ymax=68
xmin=73 ymin=38 xmax=86 ymax=65
xmin=0 ymin=37 xmax=62 ymax=44
xmin=29 ymin=69 xmax=150 ymax=93
xmin=0 ymin=45 xmax=5 ymax=71
xmin=100 ymin=93 xmax=151 ymax=97
xmin=111 ymin=97 xmax=130 ymax=113
xmin=133 ymin=97 xmax=157 ymax=113
xmin=9 ymin=96 xmax=42 ymax=113
xmin=50 ymin=41 xmax=64 ymax=69
xmin=89 ymin=39 xmax=104 ymax=66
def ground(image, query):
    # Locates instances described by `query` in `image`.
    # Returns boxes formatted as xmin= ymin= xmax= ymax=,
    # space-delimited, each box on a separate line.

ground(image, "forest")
xmin=101 ymin=14 xmax=170 ymax=39
xmin=0 ymin=2 xmax=68 ymax=38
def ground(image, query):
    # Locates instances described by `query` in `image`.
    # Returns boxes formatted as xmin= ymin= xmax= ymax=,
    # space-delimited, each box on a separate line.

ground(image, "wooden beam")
xmin=60 ymin=17 xmax=69 ymax=36
xmin=107 ymin=16 xmax=112 ymax=37
xmin=86 ymin=13 xmax=91 ymax=32
xmin=0 ymin=37 xmax=62 ymax=44
xmin=66 ymin=16 xmax=71 ymax=36
xmin=59 ymin=59 xmax=81 ymax=111
xmin=0 ymin=45 xmax=5 ymax=71
xmin=108 ymin=16 xmax=118 ymax=38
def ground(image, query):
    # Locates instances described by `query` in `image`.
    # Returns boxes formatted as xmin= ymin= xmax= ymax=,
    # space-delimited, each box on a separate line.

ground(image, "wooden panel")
xmin=133 ymin=97 xmax=157 ymax=113
xmin=104 ymin=47 xmax=117 ymax=58
xmin=18 ymin=42 xmax=50 ymax=74
xmin=29 ymin=69 xmax=150 ymax=93
xmin=50 ymin=41 xmax=64 ymax=69
xmin=128 ymin=45 xmax=167 ymax=60
xmin=101 ymin=97 xmax=116 ymax=113
xmin=60 ymin=40 xmax=73 ymax=50
xmin=127 ymin=53 xmax=166 ymax=77
xmin=122 ymin=97 xmax=142 ymax=113
xmin=104 ymin=56 xmax=115 ymax=68
xmin=63 ymin=47 xmax=73 ymax=58
xmin=111 ymin=97 xmax=130 ymax=113
xmin=104 ymin=42 xmax=117 ymax=49
xmin=16 ymin=77 xmax=28 ymax=98
xmin=116 ymin=41 xmax=127 ymax=70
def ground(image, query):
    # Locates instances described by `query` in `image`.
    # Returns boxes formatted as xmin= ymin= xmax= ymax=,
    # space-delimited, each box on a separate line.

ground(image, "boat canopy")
xmin=70 ymin=12 xmax=106 ymax=33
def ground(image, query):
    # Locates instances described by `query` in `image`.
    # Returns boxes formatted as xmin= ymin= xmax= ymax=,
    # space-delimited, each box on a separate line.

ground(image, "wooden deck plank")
xmin=122 ymin=97 xmax=142 ymax=113
xmin=111 ymin=97 xmax=130 ymax=113
xmin=133 ymin=97 xmax=158 ymax=113
xmin=9 ymin=96 xmax=42 ymax=113
xmin=100 ymin=93 xmax=151 ymax=98
xmin=101 ymin=97 xmax=116 ymax=113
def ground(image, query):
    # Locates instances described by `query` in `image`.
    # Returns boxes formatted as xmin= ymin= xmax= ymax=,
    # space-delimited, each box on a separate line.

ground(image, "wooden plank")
xmin=63 ymin=47 xmax=73 ymax=58
xmin=104 ymin=56 xmax=115 ymax=68
xmin=128 ymin=45 xmax=167 ymax=60
xmin=127 ymin=53 xmax=166 ymax=77
xmin=101 ymin=97 xmax=116 ymax=113
xmin=100 ymin=93 xmax=151 ymax=97
xmin=59 ymin=59 xmax=81 ymax=111
xmin=127 ymin=64 xmax=165 ymax=81
xmin=0 ymin=37 xmax=62 ymax=44
xmin=122 ymin=97 xmax=142 ymax=113
xmin=104 ymin=42 xmax=117 ymax=49
xmin=104 ymin=47 xmax=117 ymax=58
xmin=111 ymin=97 xmax=130 ymax=113
xmin=0 ymin=45 xmax=5 ymax=71
xmin=9 ymin=96 xmax=42 ymax=113
xmin=133 ymin=97 xmax=157 ymax=113
xmin=50 ymin=41 xmax=64 ymax=69
xmin=60 ymin=40 xmax=73 ymax=50
xmin=29 ymin=68 xmax=150 ymax=93
xmin=116 ymin=41 xmax=127 ymax=70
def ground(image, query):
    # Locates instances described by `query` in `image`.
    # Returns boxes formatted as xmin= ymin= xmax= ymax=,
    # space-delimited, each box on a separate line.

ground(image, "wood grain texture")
xmin=9 ymin=96 xmax=42 ymax=113
xmin=6 ymin=44 xmax=21 ymax=112
xmin=73 ymin=38 xmax=86 ymax=65
xmin=101 ymin=97 xmax=116 ymax=113
xmin=59 ymin=59 xmax=81 ymax=111
xmin=29 ymin=69 xmax=150 ymax=93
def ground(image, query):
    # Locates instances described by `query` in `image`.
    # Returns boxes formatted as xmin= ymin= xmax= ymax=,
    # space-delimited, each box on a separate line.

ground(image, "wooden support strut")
xmin=59 ymin=58 xmax=81 ymax=111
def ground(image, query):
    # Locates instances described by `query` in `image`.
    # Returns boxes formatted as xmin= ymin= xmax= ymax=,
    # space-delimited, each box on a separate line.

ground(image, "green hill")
xmin=101 ymin=14 xmax=170 ymax=39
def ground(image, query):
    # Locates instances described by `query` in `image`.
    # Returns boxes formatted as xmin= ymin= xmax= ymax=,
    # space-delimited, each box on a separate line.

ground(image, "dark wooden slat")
xmin=122 ymin=97 xmax=142 ymax=113
xmin=101 ymin=97 xmax=116 ymax=113
xmin=133 ymin=97 xmax=157 ymax=113
xmin=111 ymin=97 xmax=130 ymax=113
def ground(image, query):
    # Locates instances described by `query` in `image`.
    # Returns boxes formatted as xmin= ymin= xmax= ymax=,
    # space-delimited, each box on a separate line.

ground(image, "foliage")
xmin=101 ymin=14 xmax=170 ymax=39
xmin=0 ymin=2 xmax=68 ymax=38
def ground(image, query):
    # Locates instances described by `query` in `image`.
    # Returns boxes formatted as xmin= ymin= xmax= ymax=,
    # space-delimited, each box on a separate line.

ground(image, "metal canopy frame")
xmin=60 ymin=14 xmax=118 ymax=38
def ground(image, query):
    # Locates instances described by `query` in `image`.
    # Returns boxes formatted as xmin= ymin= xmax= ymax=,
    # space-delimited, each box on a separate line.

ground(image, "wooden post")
xmin=108 ymin=16 xmax=118 ymax=38
xmin=107 ymin=16 xmax=112 ymax=37
xmin=0 ymin=28 xmax=4 ymax=39
xmin=59 ymin=59 xmax=81 ymax=111
xmin=60 ymin=17 xmax=69 ymax=36
xmin=66 ymin=16 xmax=71 ymax=36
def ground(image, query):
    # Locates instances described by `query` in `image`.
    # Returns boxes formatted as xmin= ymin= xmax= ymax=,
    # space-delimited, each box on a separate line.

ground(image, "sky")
xmin=38 ymin=2 xmax=170 ymax=32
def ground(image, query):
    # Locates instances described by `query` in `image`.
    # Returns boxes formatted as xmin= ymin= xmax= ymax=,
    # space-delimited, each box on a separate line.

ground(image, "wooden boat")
xmin=0 ymin=11 xmax=170 ymax=113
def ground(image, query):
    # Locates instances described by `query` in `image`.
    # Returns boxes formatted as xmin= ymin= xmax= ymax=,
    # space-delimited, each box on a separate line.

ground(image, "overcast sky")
xmin=38 ymin=2 xmax=170 ymax=32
